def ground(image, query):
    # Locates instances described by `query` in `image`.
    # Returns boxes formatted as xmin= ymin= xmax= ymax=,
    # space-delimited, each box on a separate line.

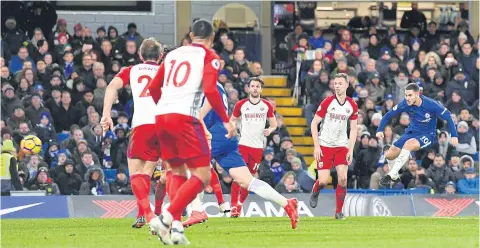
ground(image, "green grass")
xmin=1 ymin=217 xmax=478 ymax=248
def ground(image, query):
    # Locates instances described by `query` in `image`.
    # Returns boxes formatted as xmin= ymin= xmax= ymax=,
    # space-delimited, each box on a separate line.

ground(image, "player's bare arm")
xmin=310 ymin=114 xmax=323 ymax=162
xmin=347 ymin=119 xmax=357 ymax=164
xmin=101 ymin=77 xmax=124 ymax=132
xmin=264 ymin=117 xmax=277 ymax=136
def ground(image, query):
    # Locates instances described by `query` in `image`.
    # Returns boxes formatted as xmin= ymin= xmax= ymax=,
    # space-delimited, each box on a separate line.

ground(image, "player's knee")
xmin=404 ymin=139 xmax=420 ymax=151
xmin=338 ymin=177 xmax=347 ymax=187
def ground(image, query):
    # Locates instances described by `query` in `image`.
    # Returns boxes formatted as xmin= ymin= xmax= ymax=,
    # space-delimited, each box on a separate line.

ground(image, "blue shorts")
xmin=212 ymin=148 xmax=246 ymax=171
xmin=393 ymin=132 xmax=436 ymax=150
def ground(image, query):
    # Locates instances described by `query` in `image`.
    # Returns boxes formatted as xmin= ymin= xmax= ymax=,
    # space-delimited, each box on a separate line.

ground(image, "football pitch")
xmin=1 ymin=217 xmax=478 ymax=248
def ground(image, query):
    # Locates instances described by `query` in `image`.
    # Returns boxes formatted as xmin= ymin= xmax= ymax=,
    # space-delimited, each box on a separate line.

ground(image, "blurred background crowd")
xmin=0 ymin=1 xmax=478 ymax=196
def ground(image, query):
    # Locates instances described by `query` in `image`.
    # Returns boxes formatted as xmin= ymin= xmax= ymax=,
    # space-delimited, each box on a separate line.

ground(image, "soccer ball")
xmin=20 ymin=135 xmax=42 ymax=155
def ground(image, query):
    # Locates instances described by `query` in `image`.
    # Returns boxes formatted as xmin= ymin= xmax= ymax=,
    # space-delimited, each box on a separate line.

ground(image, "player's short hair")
xmin=191 ymin=19 xmax=214 ymax=39
xmin=247 ymin=77 xmax=264 ymax=87
xmin=139 ymin=38 xmax=162 ymax=61
xmin=334 ymin=73 xmax=349 ymax=82
xmin=404 ymin=83 xmax=420 ymax=92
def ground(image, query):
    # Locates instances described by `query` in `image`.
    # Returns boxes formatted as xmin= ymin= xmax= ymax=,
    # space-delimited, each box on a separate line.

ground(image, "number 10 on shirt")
xmin=166 ymin=60 xmax=191 ymax=87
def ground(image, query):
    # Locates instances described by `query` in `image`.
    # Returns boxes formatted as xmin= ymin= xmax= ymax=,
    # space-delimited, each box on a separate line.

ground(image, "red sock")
xmin=136 ymin=202 xmax=144 ymax=218
xmin=167 ymin=176 xmax=204 ymax=220
xmin=131 ymin=174 xmax=153 ymax=221
xmin=230 ymin=181 xmax=241 ymax=206
xmin=335 ymin=185 xmax=347 ymax=214
xmin=209 ymin=168 xmax=224 ymax=204
xmin=238 ymin=187 xmax=249 ymax=205
xmin=154 ymin=181 xmax=166 ymax=215
xmin=168 ymin=174 xmax=188 ymax=221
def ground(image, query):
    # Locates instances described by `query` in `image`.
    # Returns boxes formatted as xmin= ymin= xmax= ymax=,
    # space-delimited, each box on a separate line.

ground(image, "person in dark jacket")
xmin=354 ymin=136 xmax=382 ymax=189
xmin=56 ymin=159 xmax=83 ymax=195
xmin=24 ymin=1 xmax=57 ymax=39
xmin=109 ymin=168 xmax=132 ymax=195
xmin=79 ymin=167 xmax=110 ymax=195
xmin=3 ymin=17 xmax=29 ymax=58
xmin=423 ymin=21 xmax=440 ymax=52
xmin=424 ymin=73 xmax=446 ymax=102
xmin=446 ymin=68 xmax=478 ymax=106
xmin=426 ymin=154 xmax=454 ymax=193
xmin=458 ymin=42 xmax=478 ymax=78
xmin=121 ymin=22 xmax=144 ymax=49
xmin=400 ymin=3 xmax=427 ymax=31
xmin=51 ymin=91 xmax=81 ymax=132
xmin=25 ymin=93 xmax=52 ymax=125
xmin=28 ymin=166 xmax=61 ymax=195
xmin=107 ymin=26 xmax=125 ymax=54
xmin=34 ymin=112 xmax=56 ymax=145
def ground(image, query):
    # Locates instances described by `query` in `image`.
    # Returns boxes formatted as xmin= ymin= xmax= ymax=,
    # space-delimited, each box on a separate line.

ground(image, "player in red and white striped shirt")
xmin=229 ymin=77 xmax=277 ymax=217
xmin=101 ymin=38 xmax=162 ymax=227
xmin=309 ymin=73 xmax=358 ymax=220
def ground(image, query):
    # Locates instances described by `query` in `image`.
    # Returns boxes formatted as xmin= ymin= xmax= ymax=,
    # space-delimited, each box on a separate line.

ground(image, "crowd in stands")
xmin=1 ymin=3 xmax=478 ymax=196
xmin=280 ymin=3 xmax=479 ymax=194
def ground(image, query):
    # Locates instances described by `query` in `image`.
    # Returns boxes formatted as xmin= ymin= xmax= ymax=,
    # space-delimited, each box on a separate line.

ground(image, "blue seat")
xmin=103 ymin=169 xmax=117 ymax=183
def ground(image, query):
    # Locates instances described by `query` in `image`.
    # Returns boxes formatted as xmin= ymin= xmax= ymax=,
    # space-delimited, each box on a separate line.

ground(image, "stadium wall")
xmin=56 ymin=1 xmax=176 ymax=46
xmin=1 ymin=194 xmax=478 ymax=219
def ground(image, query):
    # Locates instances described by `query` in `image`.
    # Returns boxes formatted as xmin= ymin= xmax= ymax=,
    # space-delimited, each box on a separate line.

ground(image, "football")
xmin=20 ymin=135 xmax=42 ymax=155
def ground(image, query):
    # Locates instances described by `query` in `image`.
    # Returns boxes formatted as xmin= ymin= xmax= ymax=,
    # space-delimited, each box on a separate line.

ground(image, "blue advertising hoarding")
xmin=0 ymin=196 xmax=69 ymax=219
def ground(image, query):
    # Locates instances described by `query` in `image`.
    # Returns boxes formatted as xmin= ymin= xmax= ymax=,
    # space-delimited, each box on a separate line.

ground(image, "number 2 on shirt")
xmin=166 ymin=60 xmax=191 ymax=87
xmin=138 ymin=75 xmax=152 ymax=98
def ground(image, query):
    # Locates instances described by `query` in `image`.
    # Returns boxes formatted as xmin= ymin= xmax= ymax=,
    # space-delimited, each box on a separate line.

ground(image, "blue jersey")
xmin=202 ymin=83 xmax=239 ymax=156
xmin=378 ymin=95 xmax=458 ymax=137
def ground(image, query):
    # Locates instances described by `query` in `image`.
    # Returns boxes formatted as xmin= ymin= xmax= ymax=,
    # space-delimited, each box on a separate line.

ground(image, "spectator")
xmin=446 ymin=68 xmax=477 ymax=106
xmin=458 ymin=42 xmax=478 ymax=78
xmin=370 ymin=163 xmax=389 ymax=190
xmin=456 ymin=168 xmax=479 ymax=194
xmin=8 ymin=47 xmax=35 ymax=75
xmin=33 ymin=112 xmax=56 ymax=145
xmin=25 ymin=93 xmax=51 ymax=126
xmin=400 ymin=159 xmax=419 ymax=189
xmin=121 ymin=22 xmax=144 ymax=49
xmin=355 ymin=136 xmax=381 ymax=188
xmin=121 ymin=40 xmax=141 ymax=67
xmin=426 ymin=154 xmax=453 ymax=193
xmin=51 ymin=91 xmax=81 ymax=132
xmin=400 ymin=3 xmax=427 ymax=31
xmin=3 ymin=17 xmax=29 ymax=58
xmin=79 ymin=167 xmax=110 ymax=195
xmin=75 ymin=151 xmax=99 ymax=179
xmin=456 ymin=121 xmax=477 ymax=156
xmin=110 ymin=168 xmax=132 ymax=195
xmin=48 ymin=18 xmax=71 ymax=47
xmin=444 ymin=181 xmax=456 ymax=195
xmin=290 ymin=157 xmax=314 ymax=192
xmin=309 ymin=28 xmax=325 ymax=49
xmin=275 ymin=171 xmax=302 ymax=193
xmin=106 ymin=26 xmax=124 ymax=54
xmin=56 ymin=159 xmax=83 ymax=195
xmin=75 ymin=53 xmax=95 ymax=89
xmin=28 ymin=166 xmax=60 ymax=195
xmin=424 ymin=21 xmax=440 ymax=52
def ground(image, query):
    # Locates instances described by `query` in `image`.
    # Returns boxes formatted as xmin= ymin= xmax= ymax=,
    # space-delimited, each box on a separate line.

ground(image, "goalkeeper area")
xmin=2 ymin=217 xmax=478 ymax=248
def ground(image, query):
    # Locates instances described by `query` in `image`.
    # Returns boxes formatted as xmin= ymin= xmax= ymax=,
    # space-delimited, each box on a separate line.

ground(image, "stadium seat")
xmin=103 ymin=169 xmax=117 ymax=184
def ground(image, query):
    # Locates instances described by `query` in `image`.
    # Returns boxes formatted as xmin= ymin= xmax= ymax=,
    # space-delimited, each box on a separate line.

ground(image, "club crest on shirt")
xmin=260 ymin=107 xmax=265 ymax=111
xmin=345 ymin=108 xmax=350 ymax=114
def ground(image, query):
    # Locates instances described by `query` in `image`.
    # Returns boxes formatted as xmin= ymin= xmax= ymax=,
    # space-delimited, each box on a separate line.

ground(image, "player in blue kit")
xmin=376 ymin=83 xmax=459 ymax=187
xmin=198 ymin=81 xmax=299 ymax=229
